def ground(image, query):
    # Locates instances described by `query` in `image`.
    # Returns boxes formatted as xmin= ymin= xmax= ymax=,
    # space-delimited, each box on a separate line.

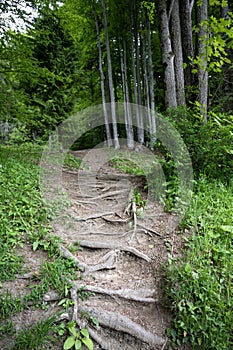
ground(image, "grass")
xmin=0 ymin=145 xmax=83 ymax=348
xmin=165 ymin=177 xmax=233 ymax=349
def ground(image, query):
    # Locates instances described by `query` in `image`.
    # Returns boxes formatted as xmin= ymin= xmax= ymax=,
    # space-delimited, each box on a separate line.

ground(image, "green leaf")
xmin=75 ymin=339 xmax=82 ymax=349
xmin=64 ymin=336 xmax=75 ymax=350
xmin=221 ymin=225 xmax=233 ymax=233
xmin=69 ymin=326 xmax=77 ymax=337
xmin=82 ymin=337 xmax=93 ymax=350
xmin=80 ymin=328 xmax=89 ymax=338
xmin=90 ymin=317 xmax=99 ymax=327
xmin=32 ymin=241 xmax=39 ymax=251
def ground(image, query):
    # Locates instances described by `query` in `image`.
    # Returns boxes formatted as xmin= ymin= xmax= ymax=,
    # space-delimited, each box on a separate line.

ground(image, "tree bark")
xmin=102 ymin=0 xmax=120 ymax=149
xmin=93 ymin=4 xmax=113 ymax=147
xmin=131 ymin=1 xmax=144 ymax=143
xmin=157 ymin=0 xmax=177 ymax=108
xmin=179 ymin=0 xmax=195 ymax=99
xmin=147 ymin=18 xmax=156 ymax=144
xmin=197 ymin=0 xmax=208 ymax=122
xmin=170 ymin=0 xmax=186 ymax=106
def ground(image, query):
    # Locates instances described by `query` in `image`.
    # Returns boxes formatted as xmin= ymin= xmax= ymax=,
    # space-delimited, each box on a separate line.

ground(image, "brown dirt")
xmin=0 ymin=148 xmax=188 ymax=350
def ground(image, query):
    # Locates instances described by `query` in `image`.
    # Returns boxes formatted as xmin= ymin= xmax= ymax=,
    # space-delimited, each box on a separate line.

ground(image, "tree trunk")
xmin=170 ymin=0 xmax=186 ymax=106
xmin=123 ymin=39 xmax=134 ymax=148
xmin=132 ymin=1 xmax=144 ymax=144
xmin=157 ymin=0 xmax=177 ymax=108
xmin=147 ymin=18 xmax=156 ymax=144
xmin=94 ymin=5 xmax=113 ymax=147
xmin=102 ymin=0 xmax=120 ymax=149
xmin=197 ymin=0 xmax=208 ymax=122
xmin=179 ymin=0 xmax=195 ymax=100
xmin=120 ymin=40 xmax=134 ymax=149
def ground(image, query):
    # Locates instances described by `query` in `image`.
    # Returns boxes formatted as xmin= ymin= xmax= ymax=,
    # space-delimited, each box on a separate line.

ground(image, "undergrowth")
xmin=0 ymin=145 xmax=85 ymax=349
xmin=166 ymin=177 xmax=233 ymax=349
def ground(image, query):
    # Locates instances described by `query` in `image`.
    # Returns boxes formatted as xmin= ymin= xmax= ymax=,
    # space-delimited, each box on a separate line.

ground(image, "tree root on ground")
xmin=59 ymin=245 xmax=117 ymax=275
xmin=78 ymin=240 xmax=151 ymax=262
xmin=137 ymin=223 xmax=161 ymax=237
xmin=73 ymin=211 xmax=115 ymax=221
xmin=73 ymin=283 xmax=157 ymax=303
xmin=77 ymin=305 xmax=165 ymax=347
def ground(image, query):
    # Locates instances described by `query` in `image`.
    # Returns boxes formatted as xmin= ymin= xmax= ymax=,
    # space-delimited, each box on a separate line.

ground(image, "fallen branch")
xmin=78 ymin=240 xmax=151 ymax=262
xmin=78 ymin=306 xmax=165 ymax=346
xmin=74 ymin=283 xmax=157 ymax=303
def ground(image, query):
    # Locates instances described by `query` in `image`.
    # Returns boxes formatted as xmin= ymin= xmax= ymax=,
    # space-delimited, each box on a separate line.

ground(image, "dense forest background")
xmin=0 ymin=0 xmax=232 ymax=179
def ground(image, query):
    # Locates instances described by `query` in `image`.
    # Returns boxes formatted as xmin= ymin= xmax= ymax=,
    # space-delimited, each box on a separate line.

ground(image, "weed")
xmin=13 ymin=316 xmax=56 ymax=350
xmin=63 ymin=322 xmax=93 ymax=350
xmin=0 ymin=291 xmax=24 ymax=319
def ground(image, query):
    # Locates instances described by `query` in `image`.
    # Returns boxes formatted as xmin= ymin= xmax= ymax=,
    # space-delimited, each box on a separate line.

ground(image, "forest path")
xmin=51 ymin=148 xmax=184 ymax=350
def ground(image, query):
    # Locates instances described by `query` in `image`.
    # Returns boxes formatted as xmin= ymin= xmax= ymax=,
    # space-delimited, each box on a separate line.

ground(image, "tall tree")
xmin=101 ymin=0 xmax=120 ymax=149
xmin=93 ymin=3 xmax=113 ymax=147
xmin=197 ymin=0 xmax=208 ymax=121
xmin=157 ymin=0 xmax=177 ymax=108
xmin=170 ymin=0 xmax=186 ymax=106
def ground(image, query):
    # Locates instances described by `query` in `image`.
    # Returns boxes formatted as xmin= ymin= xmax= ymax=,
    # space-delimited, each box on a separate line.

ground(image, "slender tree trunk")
xmin=132 ymin=1 xmax=144 ymax=144
xmin=157 ymin=0 xmax=177 ymax=108
xmin=93 ymin=5 xmax=112 ymax=147
xmin=179 ymin=0 xmax=195 ymax=100
xmin=142 ymin=31 xmax=152 ymax=134
xmin=197 ymin=0 xmax=208 ymax=122
xmin=147 ymin=18 xmax=156 ymax=144
xmin=123 ymin=39 xmax=134 ymax=149
xmin=102 ymin=0 xmax=120 ymax=149
xmin=170 ymin=0 xmax=186 ymax=106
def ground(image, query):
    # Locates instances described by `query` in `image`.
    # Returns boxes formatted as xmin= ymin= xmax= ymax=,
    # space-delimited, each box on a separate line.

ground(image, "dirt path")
xmin=0 ymin=148 xmax=186 ymax=350
xmin=50 ymin=148 xmax=184 ymax=350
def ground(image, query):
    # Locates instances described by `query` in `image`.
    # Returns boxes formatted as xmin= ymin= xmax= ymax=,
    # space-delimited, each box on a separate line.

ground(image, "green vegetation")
xmin=63 ymin=322 xmax=93 ymax=350
xmin=14 ymin=316 xmax=56 ymax=350
xmin=0 ymin=146 xmax=87 ymax=348
xmin=166 ymin=178 xmax=233 ymax=349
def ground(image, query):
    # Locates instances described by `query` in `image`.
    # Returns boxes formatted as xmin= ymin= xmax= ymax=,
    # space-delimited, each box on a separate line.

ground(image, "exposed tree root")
xmin=74 ymin=211 xmax=115 ymax=221
xmin=73 ymin=283 xmax=157 ymax=303
xmin=59 ymin=245 xmax=117 ymax=275
xmin=88 ymin=189 xmax=128 ymax=201
xmin=78 ymin=240 xmax=151 ymax=262
xmin=137 ymin=223 xmax=161 ymax=237
xmin=77 ymin=305 xmax=166 ymax=347
xmin=102 ymin=216 xmax=129 ymax=224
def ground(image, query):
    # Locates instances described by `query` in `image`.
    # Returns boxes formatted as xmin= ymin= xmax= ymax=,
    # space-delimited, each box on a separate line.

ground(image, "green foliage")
xmin=63 ymin=322 xmax=93 ymax=350
xmin=166 ymin=178 xmax=233 ymax=349
xmin=165 ymin=107 xmax=233 ymax=182
xmin=0 ymin=145 xmax=49 ymax=282
xmin=109 ymin=154 xmax=145 ymax=175
xmin=13 ymin=316 xmax=56 ymax=350
xmin=197 ymin=113 xmax=233 ymax=180
xmin=0 ymin=291 xmax=24 ymax=320
xmin=64 ymin=153 xmax=82 ymax=170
